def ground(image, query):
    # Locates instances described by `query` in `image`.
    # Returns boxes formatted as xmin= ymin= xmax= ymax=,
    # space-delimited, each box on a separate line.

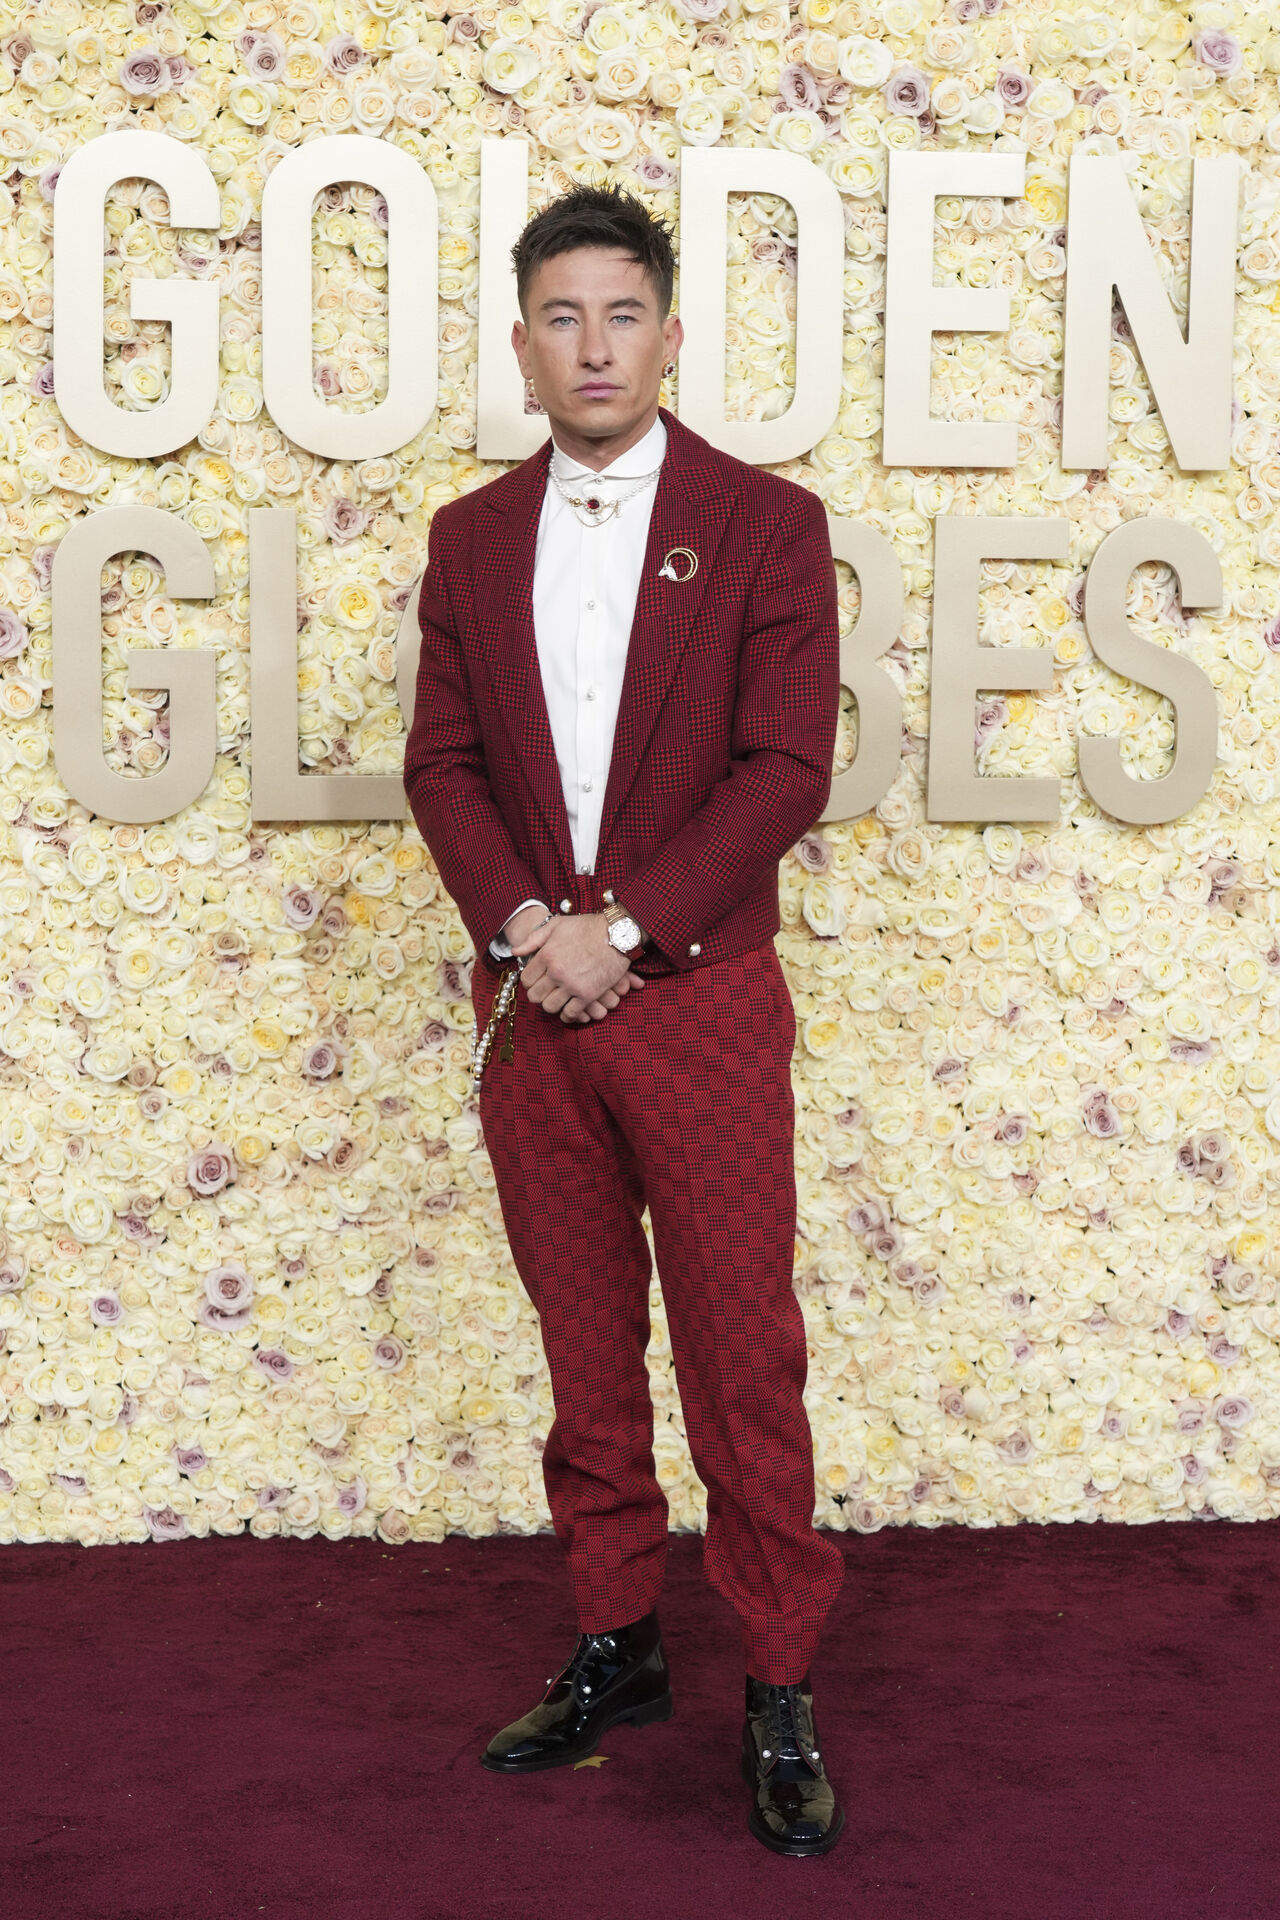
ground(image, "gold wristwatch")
xmin=602 ymin=890 xmax=645 ymax=956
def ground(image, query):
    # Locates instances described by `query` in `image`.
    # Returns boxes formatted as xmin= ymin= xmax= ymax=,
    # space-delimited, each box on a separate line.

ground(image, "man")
xmin=404 ymin=183 xmax=845 ymax=1857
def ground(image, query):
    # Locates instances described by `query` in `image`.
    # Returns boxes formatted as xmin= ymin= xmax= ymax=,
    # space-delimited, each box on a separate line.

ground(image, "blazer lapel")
xmin=471 ymin=439 xmax=576 ymax=873
xmin=595 ymin=411 xmax=737 ymax=854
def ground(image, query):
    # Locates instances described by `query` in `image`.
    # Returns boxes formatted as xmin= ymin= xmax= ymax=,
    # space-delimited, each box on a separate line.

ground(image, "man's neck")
xmin=547 ymin=403 xmax=662 ymax=474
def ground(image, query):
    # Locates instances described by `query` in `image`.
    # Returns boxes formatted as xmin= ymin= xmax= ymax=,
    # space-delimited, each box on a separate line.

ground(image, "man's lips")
xmin=577 ymin=383 xmax=619 ymax=395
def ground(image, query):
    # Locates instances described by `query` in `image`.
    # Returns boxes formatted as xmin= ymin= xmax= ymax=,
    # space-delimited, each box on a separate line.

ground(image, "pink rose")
xmin=323 ymin=497 xmax=370 ymax=544
xmin=120 ymin=47 xmax=172 ymax=95
xmin=884 ymin=67 xmax=930 ymax=117
xmin=282 ymin=884 xmax=323 ymax=930
xmin=324 ymin=33 xmax=366 ymax=74
xmin=1194 ymin=29 xmax=1242 ymax=76
xmin=996 ymin=68 xmax=1031 ymax=109
xmin=869 ymin=1224 xmax=904 ymax=1261
xmin=974 ymin=697 xmax=1007 ymax=748
xmin=145 ymin=1505 xmax=189 ymax=1540
xmin=303 ymin=1041 xmax=340 ymax=1080
xmin=637 ymin=153 xmax=677 ymax=189
xmin=204 ymin=1264 xmax=254 ymax=1310
xmin=794 ymin=833 xmax=831 ymax=873
xmin=846 ymin=1198 xmax=885 ymax=1235
xmin=253 ymin=1347 xmax=295 ymax=1381
xmin=778 ymin=63 xmax=821 ymax=111
xmin=440 ymin=959 xmax=471 ymax=1002
xmin=243 ymin=31 xmax=285 ymax=78
xmin=187 ymin=1143 xmax=235 ymax=1196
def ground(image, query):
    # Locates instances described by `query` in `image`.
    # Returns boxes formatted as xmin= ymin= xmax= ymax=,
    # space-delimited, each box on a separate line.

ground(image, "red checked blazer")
xmin=403 ymin=405 xmax=839 ymax=977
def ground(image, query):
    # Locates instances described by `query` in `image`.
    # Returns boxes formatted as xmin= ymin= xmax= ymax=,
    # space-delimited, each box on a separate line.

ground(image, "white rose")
xmin=481 ymin=40 xmax=538 ymax=94
xmin=1028 ymin=79 xmax=1074 ymax=121
xmin=675 ymin=97 xmax=723 ymax=146
xmin=65 ymin=1191 xmax=113 ymax=1244
xmin=578 ymin=106 xmax=637 ymax=161
xmin=839 ymin=36 xmax=893 ymax=88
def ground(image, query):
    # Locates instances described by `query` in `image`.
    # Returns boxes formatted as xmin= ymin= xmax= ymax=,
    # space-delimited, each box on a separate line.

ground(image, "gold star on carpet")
xmin=573 ymin=1755 xmax=610 ymax=1769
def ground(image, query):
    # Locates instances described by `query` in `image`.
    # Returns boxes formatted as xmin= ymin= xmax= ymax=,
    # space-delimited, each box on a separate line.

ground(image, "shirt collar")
xmin=550 ymin=411 xmax=667 ymax=484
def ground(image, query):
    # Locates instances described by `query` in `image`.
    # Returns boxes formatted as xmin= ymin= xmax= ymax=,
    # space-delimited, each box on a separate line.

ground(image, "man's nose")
xmin=578 ymin=321 xmax=612 ymax=364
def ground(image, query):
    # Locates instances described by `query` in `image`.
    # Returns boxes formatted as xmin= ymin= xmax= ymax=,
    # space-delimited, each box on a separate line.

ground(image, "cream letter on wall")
xmin=1062 ymin=156 xmax=1238 ymax=472
xmin=1079 ymin=519 xmax=1221 ymax=824
xmin=882 ymin=151 xmax=1026 ymax=470
xmin=677 ymin=148 xmax=843 ymax=463
xmin=54 ymin=133 xmax=219 ymax=459
xmin=477 ymin=138 xmax=550 ymax=463
xmin=250 ymin=510 xmax=405 ymax=819
xmin=261 ymin=135 xmax=437 ymax=460
xmin=820 ymin=520 xmax=905 ymax=823
xmin=927 ymin=516 xmax=1069 ymax=822
xmin=53 ymin=507 xmax=217 ymax=822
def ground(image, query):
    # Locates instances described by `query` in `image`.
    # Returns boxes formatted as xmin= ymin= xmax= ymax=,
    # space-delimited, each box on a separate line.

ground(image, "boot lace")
xmin=544 ymin=1629 xmax=622 ymax=1702
xmin=762 ymin=1683 xmax=810 ymax=1764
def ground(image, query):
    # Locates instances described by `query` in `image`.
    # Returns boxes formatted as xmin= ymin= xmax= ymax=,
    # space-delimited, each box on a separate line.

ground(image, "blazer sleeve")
xmin=402 ymin=507 xmax=546 ymax=961
xmin=617 ymin=485 xmax=839 ymax=968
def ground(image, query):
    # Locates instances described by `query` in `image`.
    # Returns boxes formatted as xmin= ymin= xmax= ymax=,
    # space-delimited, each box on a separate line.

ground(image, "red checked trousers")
xmin=470 ymin=894 xmax=844 ymax=1684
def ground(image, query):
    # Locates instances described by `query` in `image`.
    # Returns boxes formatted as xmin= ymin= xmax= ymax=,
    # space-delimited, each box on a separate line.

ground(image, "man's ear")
xmin=511 ymin=318 xmax=530 ymax=379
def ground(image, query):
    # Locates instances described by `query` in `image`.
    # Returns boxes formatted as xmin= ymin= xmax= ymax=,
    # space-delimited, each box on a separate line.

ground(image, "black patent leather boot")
xmin=480 ymin=1610 xmax=672 ymax=1773
xmin=742 ymin=1674 xmax=844 ymax=1856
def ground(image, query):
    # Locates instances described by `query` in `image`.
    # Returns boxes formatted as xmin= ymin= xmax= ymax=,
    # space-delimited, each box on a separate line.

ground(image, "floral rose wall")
xmin=2 ymin=0 xmax=1280 ymax=1548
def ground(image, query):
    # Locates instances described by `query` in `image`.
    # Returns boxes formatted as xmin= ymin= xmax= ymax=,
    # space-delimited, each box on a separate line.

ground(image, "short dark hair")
xmin=511 ymin=183 xmax=675 ymax=320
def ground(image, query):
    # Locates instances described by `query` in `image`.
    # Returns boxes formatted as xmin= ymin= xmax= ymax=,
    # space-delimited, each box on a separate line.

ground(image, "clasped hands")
xmin=503 ymin=901 xmax=645 ymax=1025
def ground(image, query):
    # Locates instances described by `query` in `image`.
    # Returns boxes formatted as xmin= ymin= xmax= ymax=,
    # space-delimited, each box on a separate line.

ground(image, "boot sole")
xmin=747 ymin=1802 xmax=845 ymax=1857
xmin=480 ymin=1689 xmax=674 ymax=1774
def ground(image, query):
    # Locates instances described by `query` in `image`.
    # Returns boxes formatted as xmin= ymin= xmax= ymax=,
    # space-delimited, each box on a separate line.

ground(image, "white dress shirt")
xmin=488 ymin=411 xmax=668 ymax=959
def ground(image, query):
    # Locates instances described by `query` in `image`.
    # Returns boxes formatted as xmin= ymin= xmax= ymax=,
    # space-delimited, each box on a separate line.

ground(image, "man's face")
xmin=512 ymin=246 xmax=682 ymax=444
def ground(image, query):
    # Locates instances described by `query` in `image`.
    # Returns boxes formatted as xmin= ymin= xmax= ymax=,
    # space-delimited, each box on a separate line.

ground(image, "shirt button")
xmin=582 ymin=778 xmax=593 ymax=791
xmin=688 ymin=942 xmax=701 ymax=957
xmin=586 ymin=599 xmax=596 ymax=610
xmin=585 ymin=687 xmax=596 ymax=700
xmin=579 ymin=865 xmax=590 ymax=874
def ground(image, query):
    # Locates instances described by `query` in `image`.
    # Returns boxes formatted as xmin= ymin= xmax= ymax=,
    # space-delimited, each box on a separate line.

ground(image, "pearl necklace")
xmin=550 ymin=459 xmax=663 ymax=526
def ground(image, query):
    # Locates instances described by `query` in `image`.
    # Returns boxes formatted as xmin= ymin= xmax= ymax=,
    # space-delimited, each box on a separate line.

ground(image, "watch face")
xmin=609 ymin=916 xmax=641 ymax=951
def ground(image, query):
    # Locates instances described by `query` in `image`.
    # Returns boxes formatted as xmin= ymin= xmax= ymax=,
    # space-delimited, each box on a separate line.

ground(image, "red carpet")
xmin=5 ymin=1517 xmax=1278 ymax=1920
